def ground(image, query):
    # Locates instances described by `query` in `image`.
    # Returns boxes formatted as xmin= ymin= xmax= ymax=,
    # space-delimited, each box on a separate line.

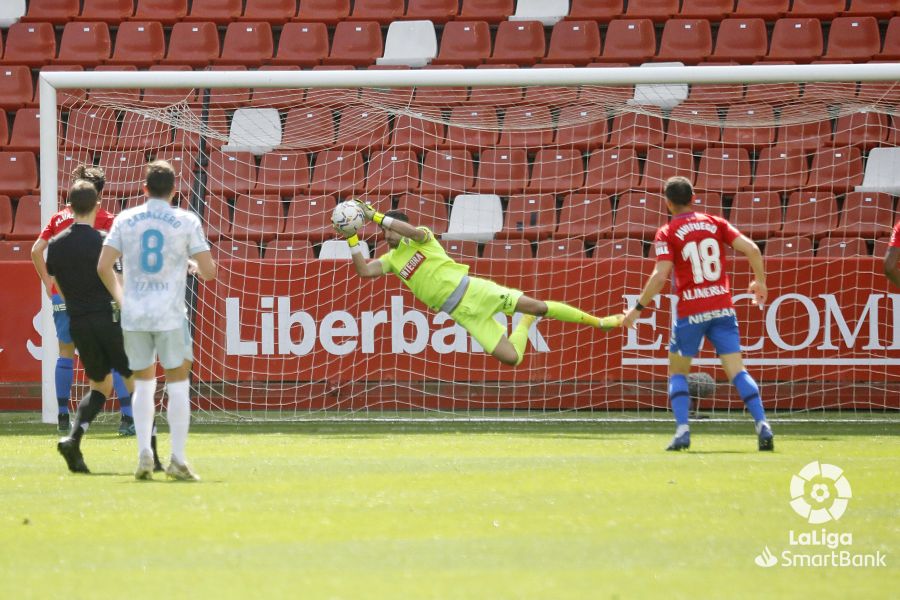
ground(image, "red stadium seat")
xmin=207 ymin=150 xmax=257 ymax=196
xmin=250 ymin=65 xmax=306 ymax=109
xmin=6 ymin=109 xmax=40 ymax=151
xmin=498 ymin=106 xmax=554 ymax=149
xmin=694 ymin=147 xmax=752 ymax=193
xmin=392 ymin=111 xmax=445 ymax=150
xmin=211 ymin=239 xmax=261 ymax=261
xmin=806 ymin=146 xmax=864 ymax=193
xmin=584 ymin=148 xmax=640 ymax=194
xmin=231 ymin=194 xmax=284 ymax=242
xmin=433 ymin=21 xmax=491 ymax=66
xmin=665 ymin=103 xmax=721 ymax=150
xmin=263 ymin=239 xmax=314 ymax=261
xmin=834 ymin=192 xmax=895 ymax=239
xmin=349 ymin=0 xmax=404 ymax=24
xmin=626 ymin=0 xmax=678 ymax=21
xmin=7 ymin=195 xmax=41 ymax=240
xmin=764 ymin=236 xmax=813 ymax=257
xmin=22 ymin=0 xmax=79 ymax=24
xmin=566 ymin=0 xmax=622 ymax=22
xmin=831 ymin=112 xmax=889 ymax=150
xmin=557 ymin=193 xmax=614 ymax=241
xmin=360 ymin=65 xmax=415 ymax=106
xmin=442 ymin=239 xmax=479 ymax=261
xmin=0 ymin=240 xmax=31 ymax=260
xmin=282 ymin=107 xmax=335 ymax=151
xmin=41 ymin=65 xmax=86 ymax=108
xmin=444 ymin=106 xmax=499 ymax=150
xmin=687 ymin=80 xmax=745 ymax=104
xmin=471 ymin=148 xmax=527 ymax=195
xmin=308 ymin=151 xmax=364 ymax=196
xmin=721 ymin=103 xmax=776 ymax=149
xmin=766 ymin=18 xmax=823 ymax=63
xmin=89 ymin=64 xmax=141 ymax=106
xmin=873 ymin=237 xmax=893 ymax=259
xmin=536 ymin=238 xmax=587 ymax=259
xmin=843 ymin=0 xmax=897 ymax=19
xmin=0 ymin=66 xmax=33 ymax=111
xmin=284 ymin=195 xmax=335 ymax=241
xmin=744 ymin=78 xmax=801 ymax=104
xmin=679 ymin=0 xmax=733 ymax=20
xmin=544 ymin=21 xmax=601 ymax=66
xmin=57 ymin=22 xmax=111 ymax=66
xmin=817 ymin=237 xmax=869 ymax=258
xmin=593 ymin=238 xmax=644 ymax=258
xmin=271 ymin=22 xmax=329 ymax=66
xmin=162 ymin=21 xmax=220 ymax=66
xmin=133 ymin=0 xmax=188 ymax=26
xmin=420 ymin=149 xmax=475 ymax=195
xmin=0 ymin=110 xmax=8 ymax=147
xmin=240 ymin=0 xmax=298 ymax=24
xmin=295 ymin=0 xmax=349 ymax=25
xmin=613 ymin=192 xmax=668 ymax=239
xmin=405 ymin=0 xmax=459 ymax=24
xmin=656 ymin=18 xmax=713 ymax=64
xmin=773 ymin=103 xmax=832 ymax=152
xmin=98 ymin=150 xmax=147 ymax=197
xmin=781 ymin=192 xmax=837 ymax=239
xmin=527 ymin=149 xmax=584 ymax=193
xmin=64 ymin=107 xmax=118 ymax=150
xmin=523 ymin=66 xmax=582 ymax=109
xmin=107 ymin=21 xmax=165 ymax=67
xmin=170 ymin=106 xmax=229 ymax=151
xmin=598 ymin=19 xmax=657 ymax=64
xmin=823 ymin=17 xmax=882 ymax=62
xmin=144 ymin=65 xmax=200 ymax=105
xmin=689 ymin=191 xmax=724 ymax=216
xmin=324 ymin=21 xmax=383 ymax=67
xmin=458 ymin=0 xmax=513 ymax=23
xmin=185 ymin=0 xmax=242 ymax=24
xmin=712 ymin=18 xmax=767 ymax=63
xmin=499 ymin=193 xmax=556 ymax=240
xmin=152 ymin=148 xmax=196 ymax=197
xmin=201 ymin=195 xmax=233 ymax=241
xmin=254 ymin=152 xmax=310 ymax=196
xmin=608 ymin=111 xmax=665 ymax=150
xmin=78 ymin=0 xmax=134 ymax=22
xmin=0 ymin=195 xmax=12 ymax=238
xmin=395 ymin=193 xmax=449 ymax=234
xmin=366 ymin=150 xmax=420 ymax=194
xmin=207 ymin=65 xmax=251 ymax=109
xmin=414 ymin=65 xmax=470 ymax=105
xmin=482 ymin=239 xmax=533 ymax=259
xmin=641 ymin=148 xmax=695 ymax=192
xmin=2 ymin=22 xmax=56 ymax=66
xmin=488 ymin=20 xmax=545 ymax=66
xmin=333 ymin=106 xmax=390 ymax=151
xmin=753 ymin=147 xmax=808 ymax=191
xmin=467 ymin=64 xmax=524 ymax=106
xmin=218 ymin=22 xmax=274 ymax=67
xmin=732 ymin=0 xmax=788 ymax=20
xmin=789 ymin=0 xmax=843 ymax=19
xmin=554 ymin=105 xmax=609 ymax=151
xmin=729 ymin=191 xmax=782 ymax=239
xmin=0 ymin=153 xmax=38 ymax=196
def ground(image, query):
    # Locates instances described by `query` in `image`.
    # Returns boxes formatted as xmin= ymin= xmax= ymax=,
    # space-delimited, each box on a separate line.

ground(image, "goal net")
xmin=39 ymin=65 xmax=900 ymax=420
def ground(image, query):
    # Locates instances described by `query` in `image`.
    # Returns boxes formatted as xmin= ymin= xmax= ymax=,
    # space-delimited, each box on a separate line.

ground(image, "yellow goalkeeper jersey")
xmin=378 ymin=227 xmax=470 ymax=311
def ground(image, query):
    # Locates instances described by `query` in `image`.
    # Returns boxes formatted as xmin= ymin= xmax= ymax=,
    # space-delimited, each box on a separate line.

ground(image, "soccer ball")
xmin=687 ymin=372 xmax=716 ymax=400
xmin=331 ymin=200 xmax=365 ymax=237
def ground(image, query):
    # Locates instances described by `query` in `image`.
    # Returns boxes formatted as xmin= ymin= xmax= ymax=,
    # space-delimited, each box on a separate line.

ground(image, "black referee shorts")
xmin=68 ymin=313 xmax=133 ymax=383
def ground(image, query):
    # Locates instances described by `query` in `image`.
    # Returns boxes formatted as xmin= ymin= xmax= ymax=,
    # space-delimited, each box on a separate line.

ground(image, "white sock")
xmin=675 ymin=424 xmax=690 ymax=437
xmin=132 ymin=379 xmax=157 ymax=458
xmin=755 ymin=420 xmax=771 ymax=434
xmin=166 ymin=379 xmax=191 ymax=463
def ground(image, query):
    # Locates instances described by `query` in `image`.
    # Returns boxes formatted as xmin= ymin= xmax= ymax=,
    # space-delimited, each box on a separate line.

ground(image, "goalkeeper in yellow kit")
xmin=343 ymin=200 xmax=622 ymax=366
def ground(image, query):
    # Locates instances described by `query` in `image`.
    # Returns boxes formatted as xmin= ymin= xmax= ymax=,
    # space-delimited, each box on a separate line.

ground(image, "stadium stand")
xmin=377 ymin=20 xmax=438 ymax=67
xmin=405 ymin=0 xmax=458 ymax=23
xmin=482 ymin=239 xmax=533 ymax=259
xmin=509 ymin=0 xmax=569 ymax=26
xmin=240 ymin=0 xmax=297 ymax=24
xmin=781 ymin=192 xmax=838 ymax=239
xmin=536 ymin=238 xmax=586 ymax=259
xmin=445 ymin=194 xmax=503 ymax=242
xmin=2 ymin=22 xmax=56 ymax=66
xmin=764 ymin=236 xmax=814 ymax=256
xmin=499 ymin=193 xmax=557 ymax=240
xmin=7 ymin=194 xmax=41 ymax=240
xmin=132 ymin=0 xmax=187 ymax=25
xmin=420 ymin=149 xmax=475 ymax=195
xmin=656 ymin=18 xmax=713 ymax=64
xmin=184 ymin=0 xmax=243 ymax=24
xmin=593 ymin=238 xmax=645 ymax=259
xmin=218 ymin=21 xmax=274 ymax=66
xmin=263 ymin=239 xmax=314 ymax=261
xmin=598 ymin=19 xmax=657 ymax=63
xmin=162 ymin=21 xmax=220 ymax=65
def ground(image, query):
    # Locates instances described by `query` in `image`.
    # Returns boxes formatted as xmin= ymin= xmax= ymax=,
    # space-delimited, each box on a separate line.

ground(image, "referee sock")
xmin=544 ymin=301 xmax=601 ymax=328
xmin=509 ymin=315 xmax=536 ymax=366
xmin=132 ymin=379 xmax=157 ymax=457
xmin=166 ymin=379 xmax=191 ymax=463
xmin=669 ymin=375 xmax=691 ymax=428
xmin=55 ymin=358 xmax=74 ymax=414
xmin=112 ymin=370 xmax=132 ymax=418
xmin=733 ymin=371 xmax=767 ymax=425
xmin=71 ymin=390 xmax=107 ymax=442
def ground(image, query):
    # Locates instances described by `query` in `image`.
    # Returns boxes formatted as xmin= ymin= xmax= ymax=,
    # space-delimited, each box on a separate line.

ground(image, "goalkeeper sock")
xmin=669 ymin=375 xmax=690 ymax=427
xmin=132 ymin=379 xmax=157 ymax=457
xmin=544 ymin=301 xmax=601 ymax=328
xmin=71 ymin=390 xmax=106 ymax=442
xmin=55 ymin=358 xmax=74 ymax=414
xmin=112 ymin=370 xmax=133 ymax=418
xmin=509 ymin=315 xmax=536 ymax=366
xmin=166 ymin=379 xmax=191 ymax=463
xmin=733 ymin=371 xmax=767 ymax=424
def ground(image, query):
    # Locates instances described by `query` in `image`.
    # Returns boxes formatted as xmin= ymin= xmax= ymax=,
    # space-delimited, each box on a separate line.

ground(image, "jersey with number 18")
xmin=653 ymin=211 xmax=741 ymax=319
xmin=104 ymin=198 xmax=209 ymax=332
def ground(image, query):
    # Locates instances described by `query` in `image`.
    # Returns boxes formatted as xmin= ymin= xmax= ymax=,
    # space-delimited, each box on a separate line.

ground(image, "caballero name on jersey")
xmin=126 ymin=211 xmax=183 ymax=229
xmin=682 ymin=284 xmax=729 ymax=302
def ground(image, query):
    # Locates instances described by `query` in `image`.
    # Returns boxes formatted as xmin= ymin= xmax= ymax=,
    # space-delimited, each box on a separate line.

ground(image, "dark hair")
xmin=145 ymin=160 xmax=176 ymax=198
xmin=68 ymin=180 xmax=99 ymax=217
xmin=383 ymin=210 xmax=409 ymax=223
xmin=71 ymin=165 xmax=105 ymax=194
xmin=664 ymin=176 xmax=694 ymax=206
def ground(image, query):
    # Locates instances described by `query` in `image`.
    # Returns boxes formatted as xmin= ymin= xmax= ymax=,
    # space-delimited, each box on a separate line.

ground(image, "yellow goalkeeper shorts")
xmin=450 ymin=277 xmax=523 ymax=354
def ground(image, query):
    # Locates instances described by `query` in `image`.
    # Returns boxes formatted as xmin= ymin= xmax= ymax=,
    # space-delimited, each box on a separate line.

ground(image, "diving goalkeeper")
xmin=342 ymin=201 xmax=621 ymax=366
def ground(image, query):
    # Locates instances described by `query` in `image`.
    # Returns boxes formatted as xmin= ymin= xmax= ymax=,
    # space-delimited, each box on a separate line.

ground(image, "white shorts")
xmin=124 ymin=320 xmax=193 ymax=371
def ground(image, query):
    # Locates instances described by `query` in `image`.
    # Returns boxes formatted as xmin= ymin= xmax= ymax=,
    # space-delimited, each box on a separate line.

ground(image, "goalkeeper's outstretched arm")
xmin=347 ymin=233 xmax=385 ymax=279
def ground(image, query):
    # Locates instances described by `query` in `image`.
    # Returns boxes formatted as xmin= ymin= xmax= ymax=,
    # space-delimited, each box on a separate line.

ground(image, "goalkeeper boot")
xmin=117 ymin=415 xmax=135 ymax=437
xmin=135 ymin=449 xmax=155 ymax=481
xmin=666 ymin=430 xmax=691 ymax=451
xmin=166 ymin=456 xmax=200 ymax=482
xmin=57 ymin=437 xmax=89 ymax=473
xmin=599 ymin=314 xmax=624 ymax=331
xmin=57 ymin=413 xmax=70 ymax=433
xmin=757 ymin=423 xmax=774 ymax=452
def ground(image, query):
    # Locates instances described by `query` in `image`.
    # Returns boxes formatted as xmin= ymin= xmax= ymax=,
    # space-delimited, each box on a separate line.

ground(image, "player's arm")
xmin=346 ymin=233 xmax=385 ymax=279
xmin=97 ymin=246 xmax=124 ymax=305
xmin=623 ymin=260 xmax=673 ymax=329
xmin=355 ymin=199 xmax=427 ymax=243
xmin=30 ymin=238 xmax=54 ymax=298
xmin=884 ymin=246 xmax=900 ymax=289
xmin=189 ymin=250 xmax=217 ymax=282
xmin=732 ymin=234 xmax=768 ymax=307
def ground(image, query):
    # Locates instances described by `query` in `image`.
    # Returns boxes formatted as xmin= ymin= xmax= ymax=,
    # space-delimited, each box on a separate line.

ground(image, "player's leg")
xmin=124 ymin=331 xmax=160 ymax=479
xmin=515 ymin=295 xmax=621 ymax=330
xmin=112 ymin=369 xmax=135 ymax=436
xmin=157 ymin=323 xmax=199 ymax=480
xmin=719 ymin=352 xmax=774 ymax=451
xmin=665 ymin=317 xmax=707 ymax=451
xmin=52 ymin=294 xmax=75 ymax=432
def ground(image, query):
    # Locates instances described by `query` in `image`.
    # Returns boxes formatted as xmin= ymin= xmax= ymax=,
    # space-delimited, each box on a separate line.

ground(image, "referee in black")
xmin=47 ymin=180 xmax=140 ymax=473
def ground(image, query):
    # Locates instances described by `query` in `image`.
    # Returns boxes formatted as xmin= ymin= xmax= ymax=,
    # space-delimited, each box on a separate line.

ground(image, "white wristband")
xmin=380 ymin=216 xmax=395 ymax=229
xmin=350 ymin=243 xmax=365 ymax=256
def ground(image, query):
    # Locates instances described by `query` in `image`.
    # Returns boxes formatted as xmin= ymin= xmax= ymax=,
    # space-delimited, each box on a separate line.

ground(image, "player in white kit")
xmin=98 ymin=160 xmax=217 ymax=480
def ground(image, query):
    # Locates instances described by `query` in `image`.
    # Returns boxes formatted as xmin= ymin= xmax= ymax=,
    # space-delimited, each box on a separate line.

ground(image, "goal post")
xmin=38 ymin=63 xmax=900 ymax=422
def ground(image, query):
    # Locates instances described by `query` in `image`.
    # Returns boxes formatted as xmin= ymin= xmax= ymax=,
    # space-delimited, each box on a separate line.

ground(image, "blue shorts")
xmin=669 ymin=308 xmax=741 ymax=358
xmin=52 ymin=294 xmax=72 ymax=345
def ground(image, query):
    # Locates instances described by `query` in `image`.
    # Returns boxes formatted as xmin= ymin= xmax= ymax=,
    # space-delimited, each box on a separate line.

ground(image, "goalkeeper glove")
xmin=353 ymin=198 xmax=389 ymax=225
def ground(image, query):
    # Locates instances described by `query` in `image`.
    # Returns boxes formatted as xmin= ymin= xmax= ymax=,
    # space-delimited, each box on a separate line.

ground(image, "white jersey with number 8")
xmin=104 ymin=198 xmax=210 ymax=332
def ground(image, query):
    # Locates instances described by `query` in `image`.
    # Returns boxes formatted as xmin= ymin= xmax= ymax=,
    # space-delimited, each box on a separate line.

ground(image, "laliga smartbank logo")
xmin=753 ymin=462 xmax=887 ymax=569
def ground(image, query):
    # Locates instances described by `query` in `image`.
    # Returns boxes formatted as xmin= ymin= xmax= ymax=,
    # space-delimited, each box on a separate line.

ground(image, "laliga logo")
xmin=789 ymin=461 xmax=852 ymax=524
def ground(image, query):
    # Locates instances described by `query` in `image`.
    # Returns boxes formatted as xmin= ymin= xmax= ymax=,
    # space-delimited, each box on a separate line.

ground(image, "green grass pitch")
xmin=1 ymin=415 xmax=898 ymax=599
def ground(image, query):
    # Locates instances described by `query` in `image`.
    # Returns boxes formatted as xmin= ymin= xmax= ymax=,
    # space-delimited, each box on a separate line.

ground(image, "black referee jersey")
xmin=46 ymin=223 xmax=114 ymax=318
